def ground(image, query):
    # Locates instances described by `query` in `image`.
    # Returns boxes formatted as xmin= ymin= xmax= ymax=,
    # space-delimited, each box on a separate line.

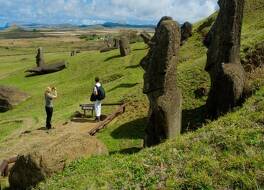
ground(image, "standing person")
xmin=44 ymin=86 xmax=57 ymax=129
xmin=93 ymin=77 xmax=105 ymax=122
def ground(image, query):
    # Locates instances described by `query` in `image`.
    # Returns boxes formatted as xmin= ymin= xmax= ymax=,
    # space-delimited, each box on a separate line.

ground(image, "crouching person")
xmin=91 ymin=77 xmax=105 ymax=122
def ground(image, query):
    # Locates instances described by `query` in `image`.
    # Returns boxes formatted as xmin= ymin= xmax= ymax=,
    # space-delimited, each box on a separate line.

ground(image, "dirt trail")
xmin=0 ymin=120 xmax=97 ymax=161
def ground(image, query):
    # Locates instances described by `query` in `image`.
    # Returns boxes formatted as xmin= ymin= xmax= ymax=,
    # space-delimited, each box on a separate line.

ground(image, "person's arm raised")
xmin=46 ymin=90 xmax=57 ymax=99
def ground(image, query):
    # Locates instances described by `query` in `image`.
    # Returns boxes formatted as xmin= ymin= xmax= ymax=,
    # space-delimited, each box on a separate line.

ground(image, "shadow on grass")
xmin=125 ymin=64 xmax=140 ymax=69
xmin=182 ymin=105 xmax=207 ymax=133
xmin=109 ymin=117 xmax=146 ymax=155
xmin=104 ymin=54 xmax=122 ymax=62
xmin=25 ymin=73 xmax=45 ymax=77
xmin=108 ymin=83 xmax=139 ymax=93
xmin=133 ymin=47 xmax=149 ymax=51
xmin=110 ymin=147 xmax=142 ymax=155
xmin=111 ymin=117 xmax=147 ymax=140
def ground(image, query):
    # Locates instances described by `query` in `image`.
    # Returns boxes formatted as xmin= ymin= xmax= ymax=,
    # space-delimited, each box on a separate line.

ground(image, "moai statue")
xmin=204 ymin=0 xmax=246 ymax=118
xmin=140 ymin=16 xmax=182 ymax=147
xmin=181 ymin=22 xmax=193 ymax=44
xmin=36 ymin=47 xmax=45 ymax=67
xmin=119 ymin=36 xmax=131 ymax=56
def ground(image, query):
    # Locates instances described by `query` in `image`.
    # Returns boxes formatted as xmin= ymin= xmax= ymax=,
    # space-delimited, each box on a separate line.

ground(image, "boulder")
xmin=205 ymin=0 xmax=246 ymax=118
xmin=119 ymin=36 xmax=131 ymax=56
xmin=0 ymin=86 xmax=30 ymax=112
xmin=140 ymin=17 xmax=182 ymax=147
xmin=8 ymin=134 xmax=108 ymax=190
xmin=181 ymin=22 xmax=193 ymax=44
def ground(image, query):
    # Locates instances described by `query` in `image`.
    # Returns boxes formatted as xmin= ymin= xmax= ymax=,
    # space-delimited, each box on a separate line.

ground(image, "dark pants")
xmin=45 ymin=106 xmax=53 ymax=129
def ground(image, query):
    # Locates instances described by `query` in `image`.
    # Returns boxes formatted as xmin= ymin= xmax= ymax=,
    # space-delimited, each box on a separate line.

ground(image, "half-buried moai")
xmin=140 ymin=17 xmax=182 ymax=147
xmin=36 ymin=47 xmax=45 ymax=67
xmin=119 ymin=36 xmax=131 ymax=56
xmin=204 ymin=0 xmax=246 ymax=118
xmin=180 ymin=22 xmax=193 ymax=45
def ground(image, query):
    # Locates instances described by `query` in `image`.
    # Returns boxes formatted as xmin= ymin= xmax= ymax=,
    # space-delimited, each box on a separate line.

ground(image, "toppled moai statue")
xmin=0 ymin=85 xmax=30 ymax=112
xmin=140 ymin=31 xmax=152 ymax=45
xmin=204 ymin=0 xmax=246 ymax=118
xmin=181 ymin=22 xmax=193 ymax=44
xmin=140 ymin=17 xmax=182 ymax=147
xmin=119 ymin=36 xmax=131 ymax=56
xmin=26 ymin=47 xmax=67 ymax=76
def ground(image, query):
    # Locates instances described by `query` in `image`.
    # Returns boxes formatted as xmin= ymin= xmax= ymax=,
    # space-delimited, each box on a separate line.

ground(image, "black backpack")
xmin=96 ymin=85 xmax=105 ymax=100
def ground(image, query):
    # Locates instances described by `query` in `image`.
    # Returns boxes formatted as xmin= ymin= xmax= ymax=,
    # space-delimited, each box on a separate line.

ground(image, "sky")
xmin=0 ymin=0 xmax=218 ymax=26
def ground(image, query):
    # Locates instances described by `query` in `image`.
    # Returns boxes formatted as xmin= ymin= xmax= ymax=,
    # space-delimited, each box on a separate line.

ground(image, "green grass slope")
xmin=36 ymin=0 xmax=264 ymax=189
xmin=0 ymin=0 xmax=263 ymax=189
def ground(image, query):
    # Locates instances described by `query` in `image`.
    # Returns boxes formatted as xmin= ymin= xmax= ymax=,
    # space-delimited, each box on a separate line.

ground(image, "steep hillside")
xmin=0 ymin=0 xmax=263 ymax=189
xmin=36 ymin=0 xmax=264 ymax=189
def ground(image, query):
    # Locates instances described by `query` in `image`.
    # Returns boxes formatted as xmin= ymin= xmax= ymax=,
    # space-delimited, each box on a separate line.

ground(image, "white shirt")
xmin=94 ymin=82 xmax=101 ymax=95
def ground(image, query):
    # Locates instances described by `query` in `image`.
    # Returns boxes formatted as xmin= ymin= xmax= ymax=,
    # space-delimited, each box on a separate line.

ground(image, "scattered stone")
xmin=181 ymin=22 xmax=193 ymax=44
xmin=0 ymin=86 xmax=30 ymax=112
xmin=70 ymin=50 xmax=76 ymax=56
xmin=204 ymin=0 xmax=246 ymax=118
xmin=8 ymin=134 xmax=108 ymax=190
xmin=194 ymin=87 xmax=209 ymax=98
xmin=241 ymin=42 xmax=264 ymax=72
xmin=26 ymin=47 xmax=67 ymax=76
xmin=140 ymin=17 xmax=182 ymax=147
xmin=119 ymin=36 xmax=131 ymax=56
xmin=70 ymin=49 xmax=80 ymax=56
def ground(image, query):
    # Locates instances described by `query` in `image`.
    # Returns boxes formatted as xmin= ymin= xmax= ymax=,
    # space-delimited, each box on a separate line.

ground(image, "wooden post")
xmin=89 ymin=104 xmax=126 ymax=136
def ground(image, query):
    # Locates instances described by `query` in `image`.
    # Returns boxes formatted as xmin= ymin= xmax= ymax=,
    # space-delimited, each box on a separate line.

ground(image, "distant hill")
xmin=102 ymin=22 xmax=155 ymax=29
xmin=0 ymin=22 xmax=155 ymax=31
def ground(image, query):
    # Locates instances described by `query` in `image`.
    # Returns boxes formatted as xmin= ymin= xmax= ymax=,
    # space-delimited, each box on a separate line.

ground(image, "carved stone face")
xmin=141 ymin=18 xmax=180 ymax=96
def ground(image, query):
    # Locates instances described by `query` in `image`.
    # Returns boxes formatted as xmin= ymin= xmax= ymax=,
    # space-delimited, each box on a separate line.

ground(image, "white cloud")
xmin=0 ymin=0 xmax=218 ymax=25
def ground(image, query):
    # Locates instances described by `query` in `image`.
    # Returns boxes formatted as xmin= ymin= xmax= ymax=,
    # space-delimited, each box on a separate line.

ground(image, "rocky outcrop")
xmin=119 ymin=36 xmax=131 ymax=56
xmin=26 ymin=47 xmax=67 ymax=76
xmin=204 ymin=0 xmax=246 ymax=118
xmin=0 ymin=86 xmax=30 ymax=112
xmin=181 ymin=22 xmax=192 ymax=44
xmin=8 ymin=134 xmax=108 ymax=190
xmin=140 ymin=17 xmax=182 ymax=147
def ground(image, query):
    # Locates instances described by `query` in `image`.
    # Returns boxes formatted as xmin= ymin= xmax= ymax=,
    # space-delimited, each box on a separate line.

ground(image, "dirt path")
xmin=0 ymin=119 xmax=96 ymax=161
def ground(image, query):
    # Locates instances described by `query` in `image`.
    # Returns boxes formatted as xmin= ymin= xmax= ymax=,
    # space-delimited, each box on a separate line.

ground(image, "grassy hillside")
xmin=0 ymin=0 xmax=263 ymax=189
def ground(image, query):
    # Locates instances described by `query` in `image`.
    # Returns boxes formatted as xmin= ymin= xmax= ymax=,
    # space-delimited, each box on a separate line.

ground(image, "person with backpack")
xmin=91 ymin=77 xmax=105 ymax=122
